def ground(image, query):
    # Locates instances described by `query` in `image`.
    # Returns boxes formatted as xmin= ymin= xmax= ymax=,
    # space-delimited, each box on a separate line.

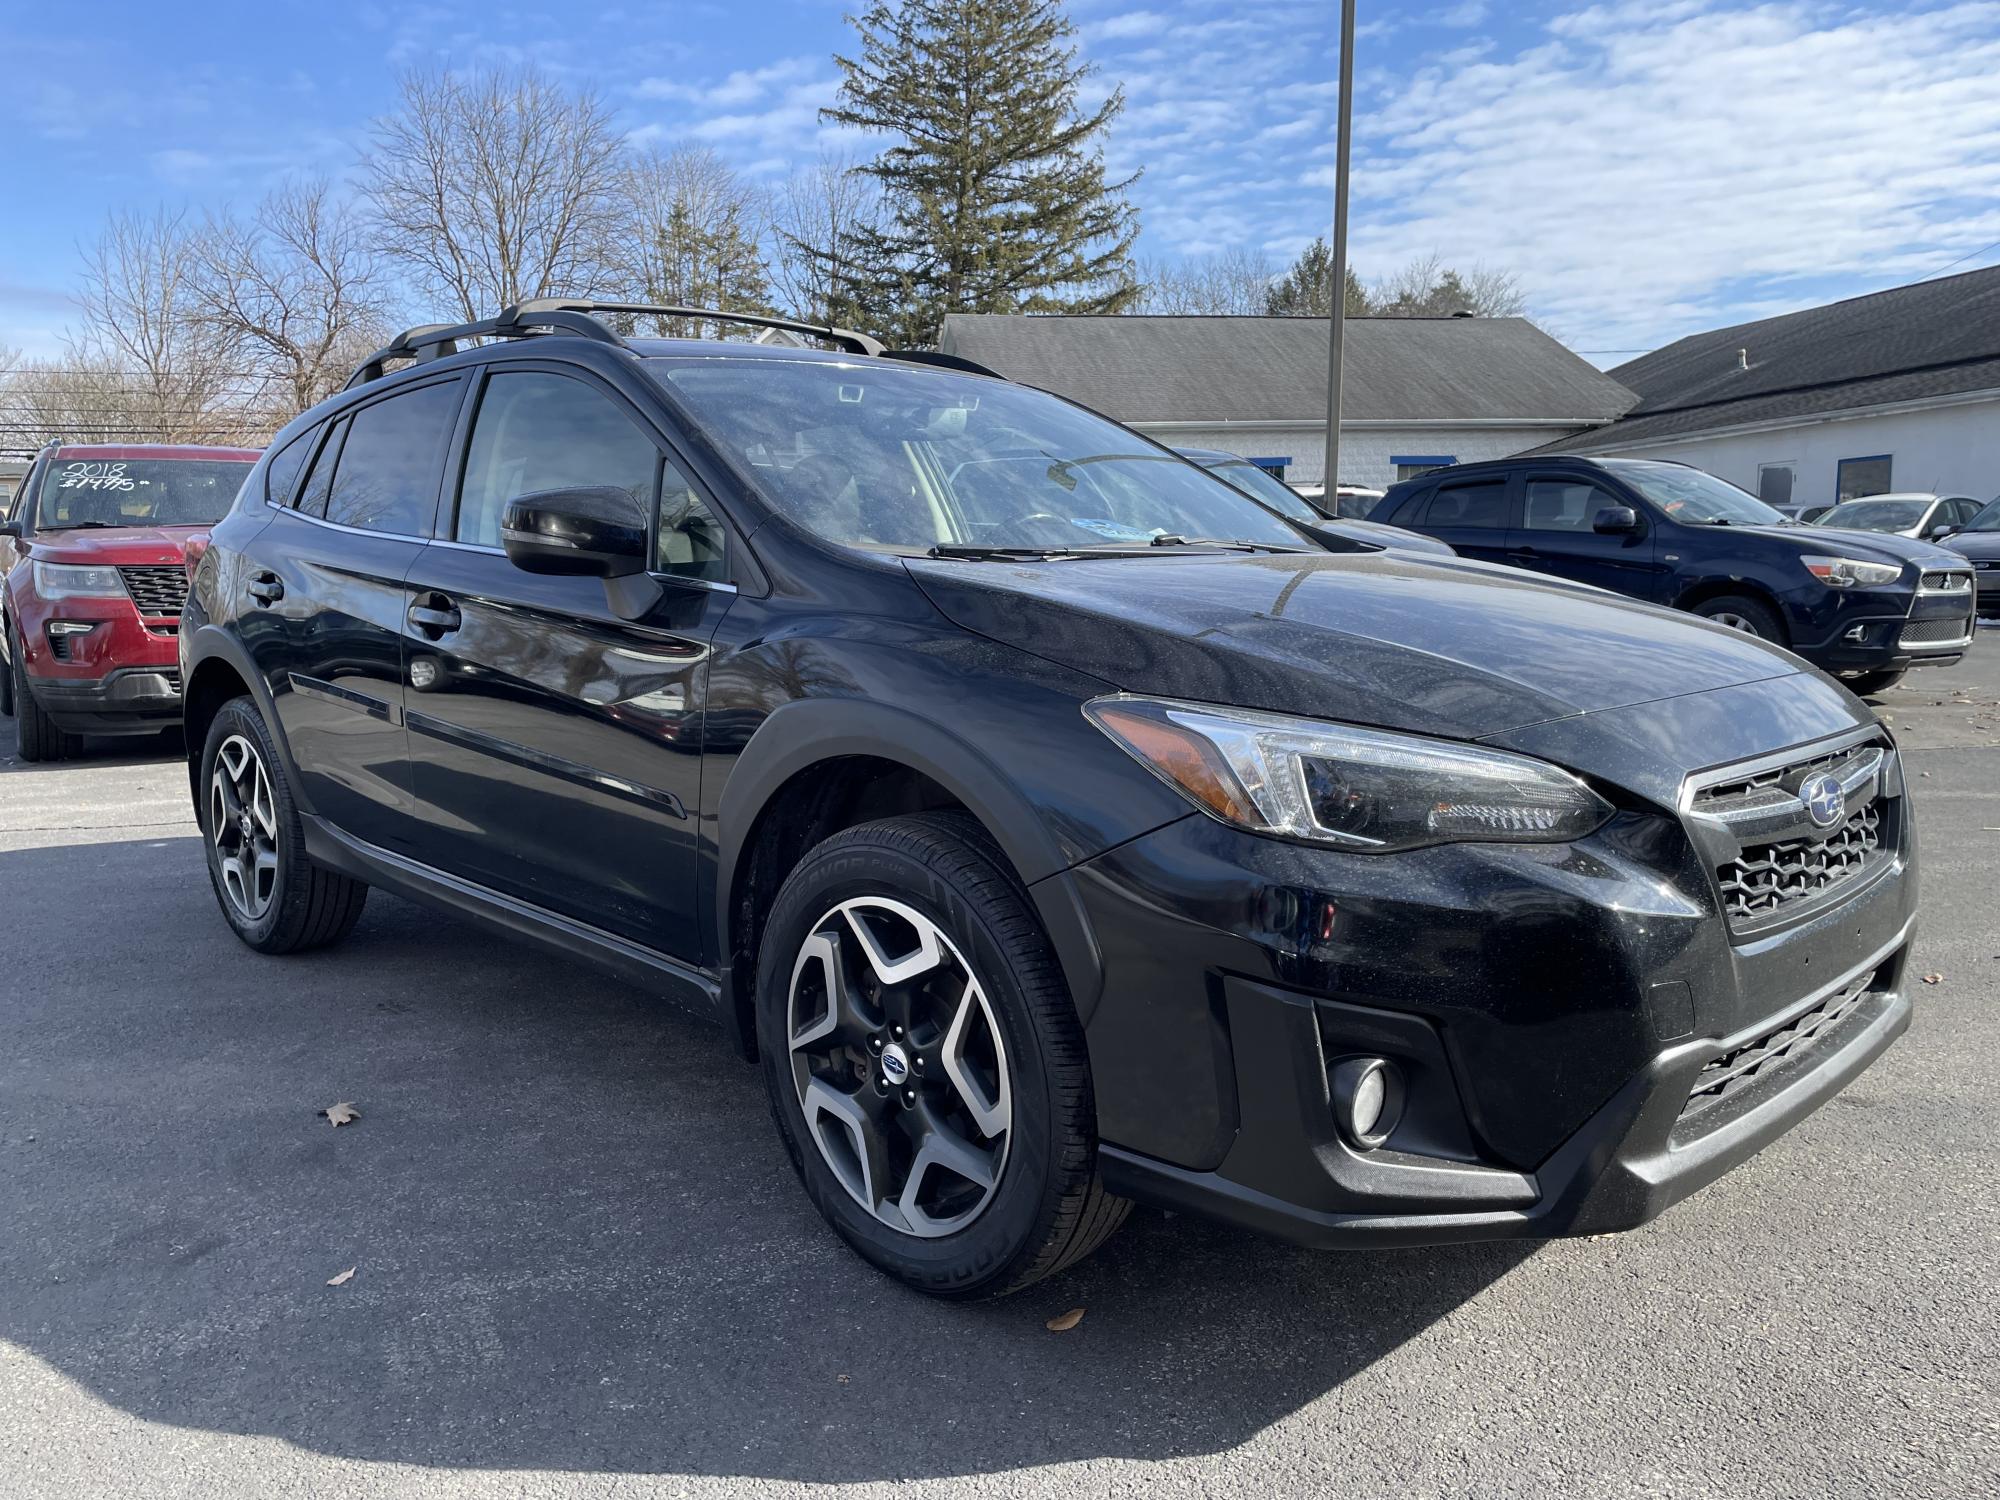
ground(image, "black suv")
xmin=185 ymin=302 xmax=1917 ymax=1298
xmin=1377 ymin=455 xmax=1976 ymax=694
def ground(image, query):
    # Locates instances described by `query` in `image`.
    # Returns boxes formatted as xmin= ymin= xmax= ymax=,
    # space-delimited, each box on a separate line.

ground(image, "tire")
xmin=757 ymin=811 xmax=1129 ymax=1299
xmin=0 ymin=625 xmax=14 ymax=718
xmin=198 ymin=696 xmax=368 ymax=954
xmin=1845 ymin=668 xmax=1907 ymax=696
xmin=1691 ymin=593 xmax=1786 ymax=642
xmin=12 ymin=646 xmax=75 ymax=763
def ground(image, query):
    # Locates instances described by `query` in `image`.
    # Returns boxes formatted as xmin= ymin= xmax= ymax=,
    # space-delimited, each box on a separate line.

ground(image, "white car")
xmin=1815 ymin=491 xmax=1988 ymax=542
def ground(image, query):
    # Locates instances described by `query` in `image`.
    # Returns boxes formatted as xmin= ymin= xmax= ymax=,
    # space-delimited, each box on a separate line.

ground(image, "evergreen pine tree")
xmin=820 ymin=0 xmax=1141 ymax=347
xmin=1263 ymin=237 xmax=1369 ymax=317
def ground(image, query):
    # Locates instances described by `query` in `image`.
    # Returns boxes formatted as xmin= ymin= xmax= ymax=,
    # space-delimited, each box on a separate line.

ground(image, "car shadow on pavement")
xmin=0 ymin=835 xmax=1534 ymax=1483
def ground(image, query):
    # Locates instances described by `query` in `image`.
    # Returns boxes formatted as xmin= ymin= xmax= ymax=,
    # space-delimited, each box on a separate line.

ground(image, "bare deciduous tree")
xmin=360 ymin=65 xmax=627 ymax=322
xmin=70 ymin=207 xmax=243 ymax=441
xmin=613 ymin=145 xmax=774 ymax=338
xmin=1372 ymin=252 xmax=1528 ymax=318
xmin=193 ymin=177 xmax=394 ymax=422
xmin=769 ymin=153 xmax=883 ymax=326
xmin=1129 ymin=248 xmax=1276 ymax=315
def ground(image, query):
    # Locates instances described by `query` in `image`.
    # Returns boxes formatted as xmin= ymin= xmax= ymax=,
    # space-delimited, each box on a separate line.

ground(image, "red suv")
xmin=1 ymin=443 xmax=260 ymax=761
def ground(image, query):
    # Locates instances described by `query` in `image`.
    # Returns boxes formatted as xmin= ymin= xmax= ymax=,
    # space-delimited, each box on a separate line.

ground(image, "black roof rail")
xmin=344 ymin=300 xmax=890 ymax=391
xmin=880 ymin=349 xmax=1004 ymax=380
xmin=508 ymin=299 xmax=886 ymax=359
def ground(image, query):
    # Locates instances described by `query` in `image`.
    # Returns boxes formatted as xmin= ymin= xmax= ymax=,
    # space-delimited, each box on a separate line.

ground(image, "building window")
xmin=1247 ymin=456 xmax=1291 ymax=480
xmin=1393 ymin=454 xmax=1456 ymax=482
xmin=1757 ymin=464 xmax=1795 ymax=506
xmin=1837 ymin=455 xmax=1892 ymax=501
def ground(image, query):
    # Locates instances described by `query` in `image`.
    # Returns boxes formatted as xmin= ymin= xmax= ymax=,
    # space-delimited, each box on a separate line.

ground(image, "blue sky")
xmin=4 ymin=0 xmax=2000 ymax=365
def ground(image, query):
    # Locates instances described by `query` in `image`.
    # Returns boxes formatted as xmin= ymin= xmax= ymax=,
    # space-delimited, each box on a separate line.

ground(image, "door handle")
xmin=247 ymin=574 xmax=284 ymax=604
xmin=407 ymin=595 xmax=461 ymax=637
xmin=1506 ymin=546 xmax=1538 ymax=558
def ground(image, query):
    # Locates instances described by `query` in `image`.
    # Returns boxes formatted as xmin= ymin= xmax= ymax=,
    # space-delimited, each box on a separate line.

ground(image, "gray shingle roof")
xmin=937 ymin=314 xmax=1638 ymax=425
xmin=1539 ymin=264 xmax=2000 ymax=454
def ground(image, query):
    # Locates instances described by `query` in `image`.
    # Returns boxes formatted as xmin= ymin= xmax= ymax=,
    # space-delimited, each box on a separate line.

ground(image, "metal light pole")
xmin=1324 ymin=0 xmax=1357 ymax=492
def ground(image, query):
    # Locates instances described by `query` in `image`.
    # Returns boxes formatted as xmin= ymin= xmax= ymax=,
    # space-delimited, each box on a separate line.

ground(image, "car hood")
xmin=906 ymin=551 xmax=1806 ymax=740
xmin=27 ymin=524 xmax=205 ymax=566
xmin=1944 ymin=531 xmax=2000 ymax=559
xmin=1308 ymin=517 xmax=1456 ymax=557
xmin=1791 ymin=525 xmax=1963 ymax=566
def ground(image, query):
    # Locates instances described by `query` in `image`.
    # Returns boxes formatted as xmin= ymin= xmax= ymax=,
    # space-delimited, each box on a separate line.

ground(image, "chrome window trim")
xmin=270 ymin=503 xmax=429 ymax=547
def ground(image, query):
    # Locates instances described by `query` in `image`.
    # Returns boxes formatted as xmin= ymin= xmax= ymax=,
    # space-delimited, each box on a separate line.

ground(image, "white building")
xmin=1541 ymin=266 xmax=2000 ymax=507
xmin=937 ymin=314 xmax=1636 ymax=490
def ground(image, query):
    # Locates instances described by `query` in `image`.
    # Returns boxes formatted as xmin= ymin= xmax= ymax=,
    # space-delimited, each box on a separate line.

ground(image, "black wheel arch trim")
xmin=714 ymin=697 xmax=1116 ymax=1056
xmin=182 ymin=623 xmax=309 ymax=813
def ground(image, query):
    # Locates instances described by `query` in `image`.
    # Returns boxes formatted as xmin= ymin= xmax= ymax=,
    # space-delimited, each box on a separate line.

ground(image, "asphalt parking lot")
xmin=3 ymin=650 xmax=1998 ymax=1499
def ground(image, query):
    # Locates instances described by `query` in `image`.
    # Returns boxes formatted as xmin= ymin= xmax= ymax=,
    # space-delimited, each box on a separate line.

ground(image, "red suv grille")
xmin=117 ymin=565 xmax=190 ymax=618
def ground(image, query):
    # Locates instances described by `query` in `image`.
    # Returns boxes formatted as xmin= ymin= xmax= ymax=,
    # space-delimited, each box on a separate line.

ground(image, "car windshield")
xmin=1605 ymin=461 xmax=1788 ymax=525
xmin=1964 ymin=496 xmax=2000 ymax=532
xmin=1818 ymin=498 xmax=1931 ymax=532
xmin=648 ymin=358 xmax=1305 ymax=553
xmin=1196 ymin=457 xmax=1322 ymax=523
xmin=35 ymin=457 xmax=253 ymax=530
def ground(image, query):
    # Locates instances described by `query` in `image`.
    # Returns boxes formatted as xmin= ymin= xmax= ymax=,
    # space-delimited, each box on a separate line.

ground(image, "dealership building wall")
xmin=1132 ymin=421 xmax=1594 ymax=489
xmin=1560 ymin=392 xmax=2000 ymax=508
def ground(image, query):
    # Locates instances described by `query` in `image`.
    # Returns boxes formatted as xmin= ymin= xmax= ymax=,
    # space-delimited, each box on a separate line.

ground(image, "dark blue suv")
xmin=1377 ymin=456 xmax=1975 ymax=693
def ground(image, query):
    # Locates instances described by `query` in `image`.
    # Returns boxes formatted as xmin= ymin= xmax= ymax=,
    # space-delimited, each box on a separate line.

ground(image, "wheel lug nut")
xmin=903 ymin=1089 xmax=916 ymax=1106
xmin=892 ymin=1025 xmax=904 ymax=1038
xmin=867 ymin=1035 xmax=883 ymax=1052
xmin=913 ymin=1056 xmax=924 ymax=1071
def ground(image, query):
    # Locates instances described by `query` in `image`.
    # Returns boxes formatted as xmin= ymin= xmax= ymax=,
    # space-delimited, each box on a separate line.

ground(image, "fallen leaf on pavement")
xmin=1046 ymin=1307 xmax=1086 ymax=1332
xmin=1921 ymin=973 xmax=1943 ymax=985
xmin=321 ymin=1102 xmax=360 ymax=1127
xmin=327 ymin=1267 xmax=356 ymax=1286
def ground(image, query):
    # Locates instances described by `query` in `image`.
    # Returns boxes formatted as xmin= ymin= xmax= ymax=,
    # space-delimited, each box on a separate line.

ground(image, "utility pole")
xmin=1324 ymin=0 xmax=1357 ymax=492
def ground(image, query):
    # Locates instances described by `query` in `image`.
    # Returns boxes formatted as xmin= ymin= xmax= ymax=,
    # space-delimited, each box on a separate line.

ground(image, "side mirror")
xmin=1593 ymin=505 xmax=1641 ymax=535
xmin=1930 ymin=524 xmax=1957 ymax=540
xmin=501 ymin=486 xmax=648 ymax=578
xmin=0 ymin=520 xmax=20 ymax=540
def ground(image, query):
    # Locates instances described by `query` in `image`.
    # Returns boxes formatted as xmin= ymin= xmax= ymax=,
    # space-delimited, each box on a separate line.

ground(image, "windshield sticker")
xmin=1069 ymin=517 xmax=1155 ymax=541
xmin=58 ymin=461 xmax=138 ymax=492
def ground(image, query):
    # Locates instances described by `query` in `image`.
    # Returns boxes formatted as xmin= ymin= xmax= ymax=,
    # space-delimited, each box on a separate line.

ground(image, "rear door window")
xmin=264 ymin=426 xmax=317 ymax=508
xmin=322 ymin=379 xmax=463 ymax=536
xmin=1422 ymin=479 xmax=1510 ymax=529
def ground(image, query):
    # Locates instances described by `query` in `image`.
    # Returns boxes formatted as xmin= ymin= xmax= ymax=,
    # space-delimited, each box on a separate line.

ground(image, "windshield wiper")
xmin=1148 ymin=534 xmax=1314 ymax=553
xmin=39 ymin=520 xmax=120 ymax=530
xmin=927 ymin=543 xmax=1100 ymax=560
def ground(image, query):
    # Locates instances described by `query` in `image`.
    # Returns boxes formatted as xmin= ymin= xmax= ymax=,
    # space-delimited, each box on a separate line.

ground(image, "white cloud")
xmin=1434 ymin=1 xmax=1491 ymax=27
xmin=1347 ymin=0 xmax=2000 ymax=351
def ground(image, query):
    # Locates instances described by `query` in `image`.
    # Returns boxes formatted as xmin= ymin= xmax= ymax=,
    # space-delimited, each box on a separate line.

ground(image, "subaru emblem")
xmin=1800 ymin=772 xmax=1845 ymax=829
xmin=880 ymin=1044 xmax=910 ymax=1085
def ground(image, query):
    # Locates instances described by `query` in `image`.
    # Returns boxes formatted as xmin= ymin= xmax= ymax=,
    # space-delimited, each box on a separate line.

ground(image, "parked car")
xmin=1940 ymin=495 xmax=2000 ymax=616
xmin=1178 ymin=448 xmax=1454 ymax=556
xmin=1376 ymin=456 xmax=1975 ymax=695
xmin=1815 ymin=491 xmax=1986 ymax=542
xmin=1769 ymin=502 xmax=1833 ymax=524
xmin=2 ymin=443 xmax=261 ymax=760
xmin=186 ymin=302 xmax=1917 ymax=1298
xmin=1290 ymin=480 xmax=1386 ymax=519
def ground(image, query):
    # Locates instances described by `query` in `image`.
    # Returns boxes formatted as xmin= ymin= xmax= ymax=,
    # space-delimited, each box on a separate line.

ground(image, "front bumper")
xmin=1062 ymin=727 xmax=1917 ymax=1247
xmin=26 ymin=665 xmax=184 ymax=733
xmin=1782 ymin=576 xmax=1975 ymax=674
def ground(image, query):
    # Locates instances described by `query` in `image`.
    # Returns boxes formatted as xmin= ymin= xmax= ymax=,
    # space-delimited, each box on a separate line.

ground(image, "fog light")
xmin=1329 ymin=1056 xmax=1404 ymax=1150
xmin=47 ymin=621 xmax=95 ymax=637
xmin=1844 ymin=625 xmax=1869 ymax=642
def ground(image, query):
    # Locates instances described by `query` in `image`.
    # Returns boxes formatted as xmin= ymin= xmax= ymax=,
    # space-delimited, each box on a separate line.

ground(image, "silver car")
xmin=1816 ymin=491 xmax=1988 ymax=543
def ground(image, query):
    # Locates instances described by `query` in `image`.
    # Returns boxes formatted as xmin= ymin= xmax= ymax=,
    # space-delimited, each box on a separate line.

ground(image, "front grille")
xmin=1692 ymin=743 xmax=1869 ymax=810
xmin=1680 ymin=972 xmax=1876 ymax=1125
xmin=117 ymin=565 xmax=189 ymax=618
xmin=1719 ymin=803 xmax=1882 ymax=922
xmin=1898 ymin=614 xmax=1972 ymax=647
xmin=1919 ymin=569 xmax=1971 ymax=593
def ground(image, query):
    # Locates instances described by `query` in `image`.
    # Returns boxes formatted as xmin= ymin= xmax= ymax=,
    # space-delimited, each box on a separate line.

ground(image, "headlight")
xmin=1802 ymin=555 xmax=1902 ymax=589
xmin=1084 ymin=695 xmax=1613 ymax=852
xmin=31 ymin=561 xmax=126 ymax=600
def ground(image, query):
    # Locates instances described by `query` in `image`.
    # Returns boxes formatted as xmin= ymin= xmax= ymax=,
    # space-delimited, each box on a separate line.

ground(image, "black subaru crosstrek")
xmin=184 ymin=302 xmax=1918 ymax=1298
xmin=1376 ymin=455 xmax=1976 ymax=695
